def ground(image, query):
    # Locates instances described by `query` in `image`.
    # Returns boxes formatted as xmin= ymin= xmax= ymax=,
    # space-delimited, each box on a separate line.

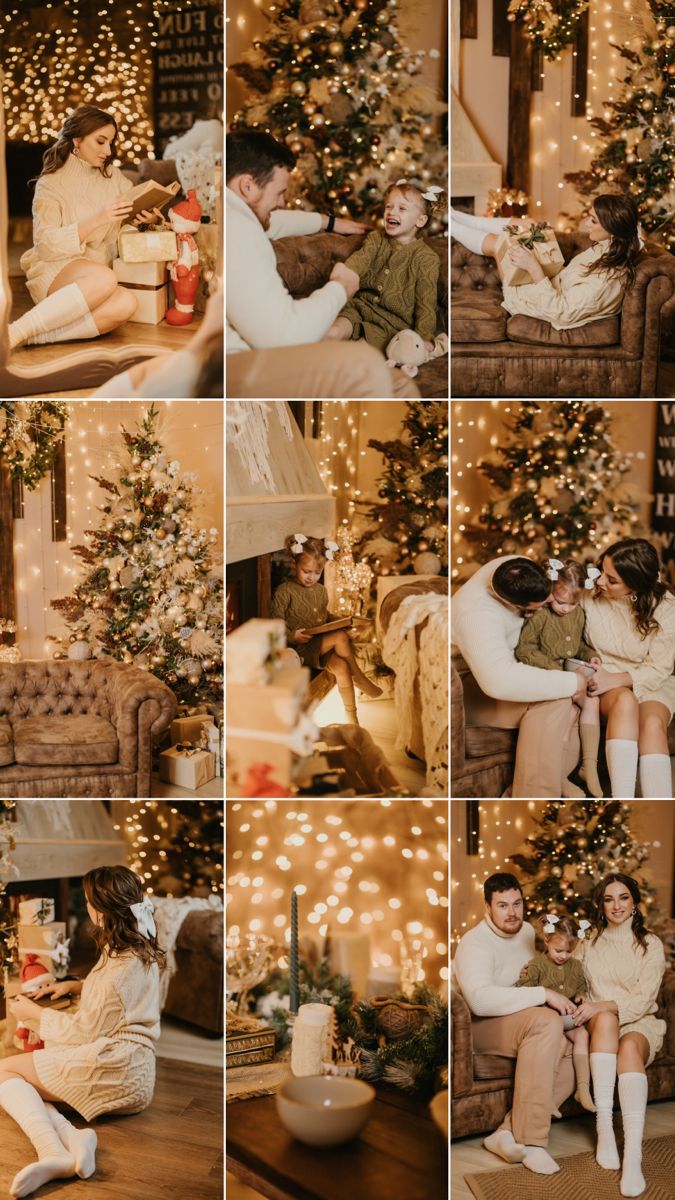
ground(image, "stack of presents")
xmin=3 ymin=897 xmax=72 ymax=1054
xmin=158 ymin=705 xmax=222 ymax=792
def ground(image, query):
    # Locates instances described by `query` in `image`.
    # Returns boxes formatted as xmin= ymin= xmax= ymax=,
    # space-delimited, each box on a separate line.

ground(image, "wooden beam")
xmin=0 ymin=460 xmax=15 ymax=632
xmin=257 ymin=552 xmax=271 ymax=618
xmin=571 ymin=10 xmax=589 ymax=117
xmin=461 ymin=0 xmax=477 ymax=38
xmin=51 ymin=437 xmax=66 ymax=542
xmin=507 ymin=22 xmax=532 ymax=192
xmin=493 ymin=0 xmax=511 ymax=56
xmin=531 ymin=46 xmax=544 ymax=93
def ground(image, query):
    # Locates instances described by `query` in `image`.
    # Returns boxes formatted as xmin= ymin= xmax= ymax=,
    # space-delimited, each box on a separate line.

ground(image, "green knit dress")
xmin=514 ymin=952 xmax=588 ymax=1000
xmin=339 ymin=231 xmax=440 ymax=351
xmin=270 ymin=578 xmax=338 ymax=670
xmin=515 ymin=606 xmax=595 ymax=670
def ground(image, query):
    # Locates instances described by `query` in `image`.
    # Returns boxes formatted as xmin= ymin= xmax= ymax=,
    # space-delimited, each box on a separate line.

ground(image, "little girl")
xmin=516 ymin=558 xmax=604 ymax=799
xmin=1 ymin=866 xmax=165 ymax=1198
xmin=515 ymin=914 xmax=595 ymax=1115
xmin=270 ymin=533 xmax=381 ymax=724
xmin=324 ymin=180 xmax=446 ymax=352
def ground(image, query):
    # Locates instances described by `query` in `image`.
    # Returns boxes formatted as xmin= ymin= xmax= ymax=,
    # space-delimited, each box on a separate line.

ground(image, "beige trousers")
xmin=226 ymin=341 xmax=421 ymax=398
xmin=472 ymin=1007 xmax=575 ymax=1146
xmin=463 ymin=675 xmax=580 ymax=798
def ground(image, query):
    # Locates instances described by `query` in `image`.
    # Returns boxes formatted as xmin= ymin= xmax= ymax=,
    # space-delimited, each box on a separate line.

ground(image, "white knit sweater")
xmin=452 ymin=558 xmax=577 ymax=703
xmin=501 ymin=241 xmax=626 ymax=330
xmin=582 ymin=591 xmax=675 ymax=715
xmin=453 ymin=916 xmax=547 ymax=1017
xmin=20 ymin=153 xmax=133 ymax=303
xmin=577 ymin=917 xmax=666 ymax=1028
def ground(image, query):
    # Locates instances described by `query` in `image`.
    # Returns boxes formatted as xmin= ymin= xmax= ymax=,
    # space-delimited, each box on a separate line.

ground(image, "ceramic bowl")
xmin=276 ymin=1075 xmax=375 ymax=1147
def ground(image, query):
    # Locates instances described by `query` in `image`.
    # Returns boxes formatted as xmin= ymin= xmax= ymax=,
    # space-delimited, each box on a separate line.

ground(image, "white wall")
xmin=13 ymin=400 xmax=223 ymax=661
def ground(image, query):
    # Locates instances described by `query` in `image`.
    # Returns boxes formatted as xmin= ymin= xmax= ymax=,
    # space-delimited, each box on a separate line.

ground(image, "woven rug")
xmin=464 ymin=1136 xmax=675 ymax=1200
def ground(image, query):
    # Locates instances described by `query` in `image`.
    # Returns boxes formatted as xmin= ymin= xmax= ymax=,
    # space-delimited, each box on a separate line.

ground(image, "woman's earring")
xmin=631 ymin=907 xmax=637 ymax=915
xmin=630 ymin=593 xmax=637 ymax=602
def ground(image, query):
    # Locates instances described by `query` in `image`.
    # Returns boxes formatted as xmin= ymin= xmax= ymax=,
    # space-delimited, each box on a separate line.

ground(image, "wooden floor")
xmin=151 ymin=768 xmax=225 ymax=799
xmin=0 ymin=1056 xmax=223 ymax=1200
xmin=450 ymin=1098 xmax=675 ymax=1199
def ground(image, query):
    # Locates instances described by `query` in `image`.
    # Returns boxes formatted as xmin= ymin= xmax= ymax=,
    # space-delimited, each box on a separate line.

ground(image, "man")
xmin=452 ymin=556 xmax=589 ymax=797
xmin=453 ymin=872 xmax=577 ymax=1175
xmin=226 ymin=132 xmax=420 ymax=398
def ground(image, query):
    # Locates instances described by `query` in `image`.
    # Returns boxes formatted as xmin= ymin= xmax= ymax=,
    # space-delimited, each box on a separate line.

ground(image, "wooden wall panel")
xmin=492 ymin=0 xmax=511 ymax=56
xmin=0 ymin=460 xmax=15 ymax=632
xmin=507 ymin=23 xmax=531 ymax=190
xmin=461 ymin=0 xmax=477 ymax=38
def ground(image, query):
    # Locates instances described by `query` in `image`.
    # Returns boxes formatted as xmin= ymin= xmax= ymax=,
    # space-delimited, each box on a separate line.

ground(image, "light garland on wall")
xmin=316 ymin=401 xmax=365 ymax=528
xmin=451 ymin=803 xmax=526 ymax=951
xmin=507 ymin=0 xmax=589 ymax=59
xmin=114 ymin=800 xmax=224 ymax=896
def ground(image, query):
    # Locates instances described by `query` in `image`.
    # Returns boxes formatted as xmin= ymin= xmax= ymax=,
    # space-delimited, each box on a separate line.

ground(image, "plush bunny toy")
xmin=385 ymin=329 xmax=449 ymax=378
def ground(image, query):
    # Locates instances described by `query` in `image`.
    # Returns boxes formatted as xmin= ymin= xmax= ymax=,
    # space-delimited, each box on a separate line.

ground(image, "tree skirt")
xmin=463 ymin=1136 xmax=675 ymax=1200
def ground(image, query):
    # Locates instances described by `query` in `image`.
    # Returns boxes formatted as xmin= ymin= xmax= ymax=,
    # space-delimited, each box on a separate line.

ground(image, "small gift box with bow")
xmin=495 ymin=221 xmax=564 ymax=287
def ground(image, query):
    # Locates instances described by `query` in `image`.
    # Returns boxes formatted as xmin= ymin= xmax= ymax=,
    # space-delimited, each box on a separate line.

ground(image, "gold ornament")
xmin=298 ymin=25 xmax=312 ymax=41
xmin=188 ymin=673 xmax=201 ymax=685
xmin=324 ymin=20 xmax=339 ymax=35
xmin=313 ymin=113 xmax=325 ymax=125
xmin=420 ymin=123 xmax=433 ymax=138
xmin=121 ymin=530 xmax=133 ymax=542
xmin=155 ymin=527 xmax=167 ymax=540
xmin=667 ymin=25 xmax=675 ymax=37
xmin=291 ymin=80 xmax=307 ymax=96
xmin=376 ymin=10 xmax=389 ymax=23
xmin=328 ymin=40 xmax=343 ymax=56
xmin=303 ymin=100 xmax=317 ymax=114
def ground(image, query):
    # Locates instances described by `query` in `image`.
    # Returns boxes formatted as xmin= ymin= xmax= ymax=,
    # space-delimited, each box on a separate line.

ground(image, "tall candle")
xmin=290 ymin=889 xmax=299 ymax=1014
xmin=327 ymin=931 xmax=371 ymax=999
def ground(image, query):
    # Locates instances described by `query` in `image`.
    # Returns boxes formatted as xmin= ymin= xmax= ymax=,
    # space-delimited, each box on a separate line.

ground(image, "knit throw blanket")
xmin=153 ymin=894 xmax=223 ymax=1008
xmin=382 ymin=593 xmax=448 ymax=794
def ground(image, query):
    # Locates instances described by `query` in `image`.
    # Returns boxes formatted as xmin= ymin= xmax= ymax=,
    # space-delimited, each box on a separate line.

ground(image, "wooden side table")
xmin=226 ymin=1083 xmax=448 ymax=1200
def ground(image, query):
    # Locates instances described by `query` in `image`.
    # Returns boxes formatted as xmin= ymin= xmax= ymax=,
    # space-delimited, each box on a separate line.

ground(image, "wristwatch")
xmin=326 ymin=214 xmax=336 ymax=233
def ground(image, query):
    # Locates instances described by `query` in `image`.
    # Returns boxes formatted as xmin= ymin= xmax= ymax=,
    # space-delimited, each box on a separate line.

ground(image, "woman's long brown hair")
xmin=584 ymin=194 xmax=642 ymax=289
xmin=30 ymin=105 xmax=118 ymax=185
xmin=83 ymin=866 xmax=166 ymax=971
xmin=599 ymin=538 xmax=674 ymax=637
xmin=591 ymin=872 xmax=650 ymax=956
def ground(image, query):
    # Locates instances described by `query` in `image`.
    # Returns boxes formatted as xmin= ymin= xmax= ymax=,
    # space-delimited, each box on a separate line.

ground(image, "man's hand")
xmin=519 ymin=962 xmax=531 ymax=979
xmin=544 ymin=988 xmax=577 ymax=1016
xmin=330 ymin=262 xmax=359 ymax=300
xmin=587 ymin=666 xmax=628 ymax=696
xmin=332 ymin=217 xmax=372 ymax=235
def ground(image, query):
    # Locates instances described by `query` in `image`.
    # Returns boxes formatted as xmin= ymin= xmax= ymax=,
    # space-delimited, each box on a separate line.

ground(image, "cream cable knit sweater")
xmin=32 ymin=951 xmax=160 ymax=1121
xmin=577 ymin=918 xmax=666 ymax=1064
xmin=582 ymin=592 xmax=675 ymax=717
xmin=21 ymin=153 xmax=133 ymax=304
xmin=453 ymin=916 xmax=547 ymax=1017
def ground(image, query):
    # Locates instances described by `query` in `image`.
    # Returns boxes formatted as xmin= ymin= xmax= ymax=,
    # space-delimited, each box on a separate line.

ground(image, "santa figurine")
xmin=166 ymin=188 xmax=202 ymax=326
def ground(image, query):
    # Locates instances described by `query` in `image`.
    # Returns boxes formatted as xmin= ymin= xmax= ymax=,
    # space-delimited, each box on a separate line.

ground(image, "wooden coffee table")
xmin=226 ymin=1083 xmax=448 ymax=1200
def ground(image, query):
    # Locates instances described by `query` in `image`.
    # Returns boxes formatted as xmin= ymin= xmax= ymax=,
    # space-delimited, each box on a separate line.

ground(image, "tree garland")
xmin=507 ymin=0 xmax=589 ymax=60
xmin=0 ymin=402 xmax=68 ymax=491
xmin=253 ymin=957 xmax=448 ymax=1100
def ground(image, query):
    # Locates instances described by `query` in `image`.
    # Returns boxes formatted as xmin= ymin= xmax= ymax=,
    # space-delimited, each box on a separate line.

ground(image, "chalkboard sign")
xmin=153 ymin=0 xmax=223 ymax=159
xmin=652 ymin=402 xmax=675 ymax=583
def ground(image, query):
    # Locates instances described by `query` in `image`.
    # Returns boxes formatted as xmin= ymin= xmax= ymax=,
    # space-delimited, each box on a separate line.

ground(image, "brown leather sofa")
xmin=451 ymin=970 xmax=675 ymax=1139
xmin=164 ymin=908 xmax=224 ymax=1036
xmin=452 ymin=648 xmax=675 ymax=799
xmin=272 ymin=231 xmax=448 ymax=398
xmin=451 ymin=232 xmax=675 ymax=397
xmin=0 ymin=660 xmax=176 ymax=798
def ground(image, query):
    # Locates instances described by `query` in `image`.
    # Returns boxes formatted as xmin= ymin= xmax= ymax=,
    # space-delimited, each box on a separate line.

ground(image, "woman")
xmin=450 ymin=194 xmax=641 ymax=330
xmin=574 ymin=874 xmax=666 ymax=1197
xmin=582 ymin=538 xmax=675 ymax=798
xmin=9 ymin=105 xmax=165 ymax=351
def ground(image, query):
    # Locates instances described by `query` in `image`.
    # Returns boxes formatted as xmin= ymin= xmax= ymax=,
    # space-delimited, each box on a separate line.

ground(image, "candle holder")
xmin=225 ymin=932 xmax=275 ymax=1015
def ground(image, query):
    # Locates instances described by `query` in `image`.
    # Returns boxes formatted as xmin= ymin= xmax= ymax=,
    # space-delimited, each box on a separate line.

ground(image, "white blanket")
xmin=382 ymin=593 xmax=448 ymax=794
xmin=152 ymin=894 xmax=223 ymax=1008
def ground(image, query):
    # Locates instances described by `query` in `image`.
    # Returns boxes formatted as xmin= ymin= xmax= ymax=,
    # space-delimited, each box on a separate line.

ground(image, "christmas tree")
xmin=461 ymin=401 xmax=640 ymax=568
xmin=508 ymin=799 xmax=674 ymax=963
xmin=564 ymin=1 xmax=675 ymax=250
xmin=354 ymin=401 xmax=448 ymax=577
xmin=230 ymin=0 xmax=447 ymax=222
xmin=0 ymin=801 xmax=18 ymax=976
xmin=50 ymin=405 xmax=223 ymax=708
xmin=158 ymin=802 xmax=223 ymax=897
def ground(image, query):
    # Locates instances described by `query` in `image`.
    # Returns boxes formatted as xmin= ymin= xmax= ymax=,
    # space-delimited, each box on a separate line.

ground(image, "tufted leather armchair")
xmin=0 ymin=660 xmax=177 ymax=798
xmin=451 ymin=232 xmax=675 ymax=397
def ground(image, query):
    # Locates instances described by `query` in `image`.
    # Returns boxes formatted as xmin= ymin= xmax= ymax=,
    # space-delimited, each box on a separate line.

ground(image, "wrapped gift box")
xmin=159 ymin=747 xmax=215 ymax=790
xmin=227 ymin=666 xmax=309 ymax=736
xmin=113 ymin=257 xmax=168 ymax=287
xmin=128 ymin=283 xmax=168 ymax=325
xmin=226 ymin=736 xmax=293 ymax=797
xmin=18 ymin=922 xmax=66 ymax=952
xmin=19 ymin=898 xmax=54 ymax=926
xmin=118 ymin=224 xmax=177 ymax=263
xmin=170 ymin=714 xmax=212 ymax=745
xmin=495 ymin=222 xmax=564 ymax=287
xmin=226 ymin=619 xmax=287 ymax=686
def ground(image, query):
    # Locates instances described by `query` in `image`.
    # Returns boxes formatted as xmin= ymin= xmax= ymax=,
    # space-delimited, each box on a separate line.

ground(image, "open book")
xmin=125 ymin=179 xmax=181 ymax=221
xmin=303 ymin=617 xmax=368 ymax=636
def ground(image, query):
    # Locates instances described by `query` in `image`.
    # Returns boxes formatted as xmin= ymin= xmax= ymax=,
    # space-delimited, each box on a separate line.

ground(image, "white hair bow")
xmin=290 ymin=533 xmax=307 ymax=555
xmin=324 ymin=540 xmax=339 ymax=561
xmin=421 ymin=185 xmax=443 ymax=201
xmin=585 ymin=567 xmax=601 ymax=590
xmin=577 ymin=920 xmax=591 ymax=940
xmin=543 ymin=913 xmax=560 ymax=934
xmin=130 ymin=897 xmax=156 ymax=939
xmin=547 ymin=558 xmax=564 ymax=581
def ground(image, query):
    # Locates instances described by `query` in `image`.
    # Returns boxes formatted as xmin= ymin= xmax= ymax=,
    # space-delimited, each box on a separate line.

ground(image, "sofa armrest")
xmin=657 ymin=969 xmax=675 ymax=1059
xmin=620 ymin=251 xmax=675 ymax=356
xmin=451 ymin=985 xmax=475 ymax=1098
xmin=451 ymin=663 xmax=466 ymax=777
xmin=105 ymin=667 xmax=177 ymax=792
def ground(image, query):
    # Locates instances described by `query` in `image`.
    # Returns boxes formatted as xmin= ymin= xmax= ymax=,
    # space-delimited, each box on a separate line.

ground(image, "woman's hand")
xmin=9 ymin=994 xmax=43 ymax=1022
xmin=27 ymin=980 xmax=76 ymax=1001
xmin=507 ymin=241 xmax=545 ymax=283
xmin=573 ymin=999 xmax=614 ymax=1026
xmin=132 ymin=207 xmax=166 ymax=227
xmin=95 ymin=197 xmax=134 ymax=228
xmin=327 ymin=217 xmax=372 ymax=235
xmin=544 ymin=988 xmax=578 ymax=1016
xmin=291 ymin=628 xmax=312 ymax=645
xmin=587 ymin=666 xmax=627 ymax=696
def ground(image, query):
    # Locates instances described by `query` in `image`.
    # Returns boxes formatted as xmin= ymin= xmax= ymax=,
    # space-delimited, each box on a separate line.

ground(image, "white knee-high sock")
xmin=618 ymin=1072 xmax=648 ymax=1197
xmin=450 ymin=207 xmax=509 ymax=233
xmin=27 ymin=309 xmax=100 ymax=345
xmin=0 ymin=1078 xmax=75 ymax=1198
xmin=449 ymin=221 xmax=491 ymax=255
xmin=46 ymin=1104 xmax=97 ymax=1179
xmin=590 ymin=1052 xmax=620 ymax=1169
xmin=638 ymin=753 xmax=672 ymax=798
xmin=9 ymin=283 xmax=91 ymax=349
xmin=605 ymin=739 xmax=638 ymax=798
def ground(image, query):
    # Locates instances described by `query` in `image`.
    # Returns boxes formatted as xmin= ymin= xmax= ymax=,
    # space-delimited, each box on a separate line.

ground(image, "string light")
xmin=114 ymin=800 xmax=223 ymax=895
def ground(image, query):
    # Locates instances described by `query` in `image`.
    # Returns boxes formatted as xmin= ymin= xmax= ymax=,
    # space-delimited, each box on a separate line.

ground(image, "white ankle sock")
xmin=0 ymin=1078 xmax=75 ymax=1198
xmin=618 ymin=1072 xmax=648 ymax=1197
xmin=605 ymin=739 xmax=638 ymax=798
xmin=483 ymin=1128 xmax=526 ymax=1163
xmin=27 ymin=308 xmax=100 ymax=345
xmin=590 ymin=1051 xmax=620 ymax=1169
xmin=638 ymin=753 xmax=672 ymax=798
xmin=522 ymin=1146 xmax=560 ymax=1174
xmin=46 ymin=1104 xmax=97 ymax=1179
xmin=9 ymin=283 xmax=91 ymax=349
